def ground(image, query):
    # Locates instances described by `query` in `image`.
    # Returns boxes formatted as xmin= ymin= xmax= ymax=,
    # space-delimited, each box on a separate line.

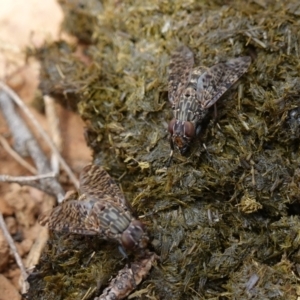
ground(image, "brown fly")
xmin=168 ymin=46 xmax=251 ymax=162
xmin=39 ymin=164 xmax=149 ymax=253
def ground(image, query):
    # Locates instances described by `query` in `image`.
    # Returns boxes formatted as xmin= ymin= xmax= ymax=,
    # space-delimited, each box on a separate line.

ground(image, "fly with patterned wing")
xmin=167 ymin=46 xmax=251 ymax=161
xmin=39 ymin=164 xmax=149 ymax=252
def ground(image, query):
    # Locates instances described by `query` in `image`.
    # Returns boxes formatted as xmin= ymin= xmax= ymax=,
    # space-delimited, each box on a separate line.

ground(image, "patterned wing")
xmin=39 ymin=199 xmax=132 ymax=238
xmin=39 ymin=200 xmax=100 ymax=235
xmin=197 ymin=56 xmax=251 ymax=109
xmin=79 ymin=164 xmax=127 ymax=206
xmin=168 ymin=46 xmax=194 ymax=105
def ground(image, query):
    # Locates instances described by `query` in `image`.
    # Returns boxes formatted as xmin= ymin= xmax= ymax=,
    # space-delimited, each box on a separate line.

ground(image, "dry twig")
xmin=25 ymin=193 xmax=56 ymax=269
xmin=0 ymin=88 xmax=65 ymax=200
xmin=0 ymin=212 xmax=28 ymax=293
xmin=0 ymin=172 xmax=57 ymax=195
xmin=0 ymin=82 xmax=68 ymax=295
xmin=0 ymin=81 xmax=79 ymax=189
xmin=0 ymin=134 xmax=37 ymax=174
xmin=44 ymin=95 xmax=62 ymax=174
xmin=0 ymin=172 xmax=56 ymax=182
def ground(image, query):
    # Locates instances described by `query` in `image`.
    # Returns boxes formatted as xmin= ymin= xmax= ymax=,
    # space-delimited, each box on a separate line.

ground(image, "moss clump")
xmin=28 ymin=40 xmax=100 ymax=111
xmin=27 ymin=233 xmax=125 ymax=300
xmin=28 ymin=0 xmax=300 ymax=299
xmin=58 ymin=0 xmax=102 ymax=43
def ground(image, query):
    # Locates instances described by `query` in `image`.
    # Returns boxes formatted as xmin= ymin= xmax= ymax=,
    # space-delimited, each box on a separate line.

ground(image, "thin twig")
xmin=0 ymin=173 xmax=57 ymax=195
xmin=0 ymin=172 xmax=56 ymax=182
xmin=0 ymin=81 xmax=79 ymax=189
xmin=25 ymin=193 xmax=55 ymax=269
xmin=0 ymin=89 xmax=64 ymax=200
xmin=0 ymin=135 xmax=37 ymax=174
xmin=25 ymin=227 xmax=49 ymax=268
xmin=0 ymin=212 xmax=28 ymax=292
xmin=44 ymin=95 xmax=62 ymax=174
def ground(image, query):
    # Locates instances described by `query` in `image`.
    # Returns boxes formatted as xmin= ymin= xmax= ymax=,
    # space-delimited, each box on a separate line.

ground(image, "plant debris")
xmin=27 ymin=0 xmax=300 ymax=299
xmin=96 ymin=251 xmax=158 ymax=300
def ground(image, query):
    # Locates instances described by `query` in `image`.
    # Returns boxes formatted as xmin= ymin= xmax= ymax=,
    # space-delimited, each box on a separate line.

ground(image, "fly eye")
xmin=184 ymin=122 xmax=195 ymax=138
xmin=168 ymin=118 xmax=176 ymax=134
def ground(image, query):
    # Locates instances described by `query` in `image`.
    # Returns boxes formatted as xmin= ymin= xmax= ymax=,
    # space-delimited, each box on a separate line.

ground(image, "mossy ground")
xmin=27 ymin=0 xmax=300 ymax=299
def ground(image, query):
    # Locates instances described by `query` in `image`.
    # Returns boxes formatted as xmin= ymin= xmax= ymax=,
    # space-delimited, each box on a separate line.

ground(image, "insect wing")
xmin=79 ymin=164 xmax=127 ymax=207
xmin=168 ymin=46 xmax=194 ymax=104
xmin=39 ymin=199 xmax=132 ymax=238
xmin=39 ymin=200 xmax=101 ymax=235
xmin=197 ymin=56 xmax=251 ymax=109
xmin=196 ymin=63 xmax=225 ymax=105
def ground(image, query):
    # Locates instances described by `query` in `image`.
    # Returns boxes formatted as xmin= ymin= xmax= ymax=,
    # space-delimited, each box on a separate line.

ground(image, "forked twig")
xmin=0 ymin=80 xmax=68 ymax=295
xmin=0 ymin=81 xmax=79 ymax=189
xmin=0 ymin=89 xmax=65 ymax=200
xmin=0 ymin=81 xmax=80 ymax=296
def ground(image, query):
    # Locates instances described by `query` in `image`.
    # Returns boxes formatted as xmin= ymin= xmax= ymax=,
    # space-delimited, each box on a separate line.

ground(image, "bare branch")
xmin=0 ymin=81 xmax=79 ymax=190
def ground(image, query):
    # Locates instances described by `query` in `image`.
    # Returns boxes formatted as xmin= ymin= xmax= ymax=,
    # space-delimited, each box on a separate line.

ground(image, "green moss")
xmin=27 ymin=0 xmax=300 ymax=299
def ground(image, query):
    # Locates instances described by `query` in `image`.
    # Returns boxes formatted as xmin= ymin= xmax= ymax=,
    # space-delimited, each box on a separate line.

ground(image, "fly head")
xmin=168 ymin=118 xmax=195 ymax=155
xmin=121 ymin=220 xmax=149 ymax=252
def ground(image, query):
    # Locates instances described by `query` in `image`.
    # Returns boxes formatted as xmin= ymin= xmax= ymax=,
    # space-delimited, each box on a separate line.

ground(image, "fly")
xmin=167 ymin=46 xmax=251 ymax=163
xmin=39 ymin=164 xmax=149 ymax=253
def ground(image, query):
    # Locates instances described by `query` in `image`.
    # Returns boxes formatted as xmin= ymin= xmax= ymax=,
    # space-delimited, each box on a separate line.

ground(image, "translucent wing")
xmin=197 ymin=56 xmax=251 ymax=109
xmin=79 ymin=164 xmax=127 ymax=206
xmin=168 ymin=46 xmax=194 ymax=105
xmin=39 ymin=199 xmax=132 ymax=238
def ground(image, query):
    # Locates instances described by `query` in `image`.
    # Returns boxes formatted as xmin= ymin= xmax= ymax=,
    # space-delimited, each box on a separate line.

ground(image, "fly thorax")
xmin=182 ymin=86 xmax=197 ymax=100
xmin=99 ymin=205 xmax=132 ymax=235
xmin=121 ymin=220 xmax=149 ymax=251
xmin=175 ymin=87 xmax=198 ymax=120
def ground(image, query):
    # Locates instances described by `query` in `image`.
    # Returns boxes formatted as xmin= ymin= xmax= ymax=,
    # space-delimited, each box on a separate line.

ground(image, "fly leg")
xmin=166 ymin=138 xmax=174 ymax=167
xmin=213 ymin=103 xmax=218 ymax=121
xmin=118 ymin=245 xmax=138 ymax=288
xmin=118 ymin=245 xmax=128 ymax=259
